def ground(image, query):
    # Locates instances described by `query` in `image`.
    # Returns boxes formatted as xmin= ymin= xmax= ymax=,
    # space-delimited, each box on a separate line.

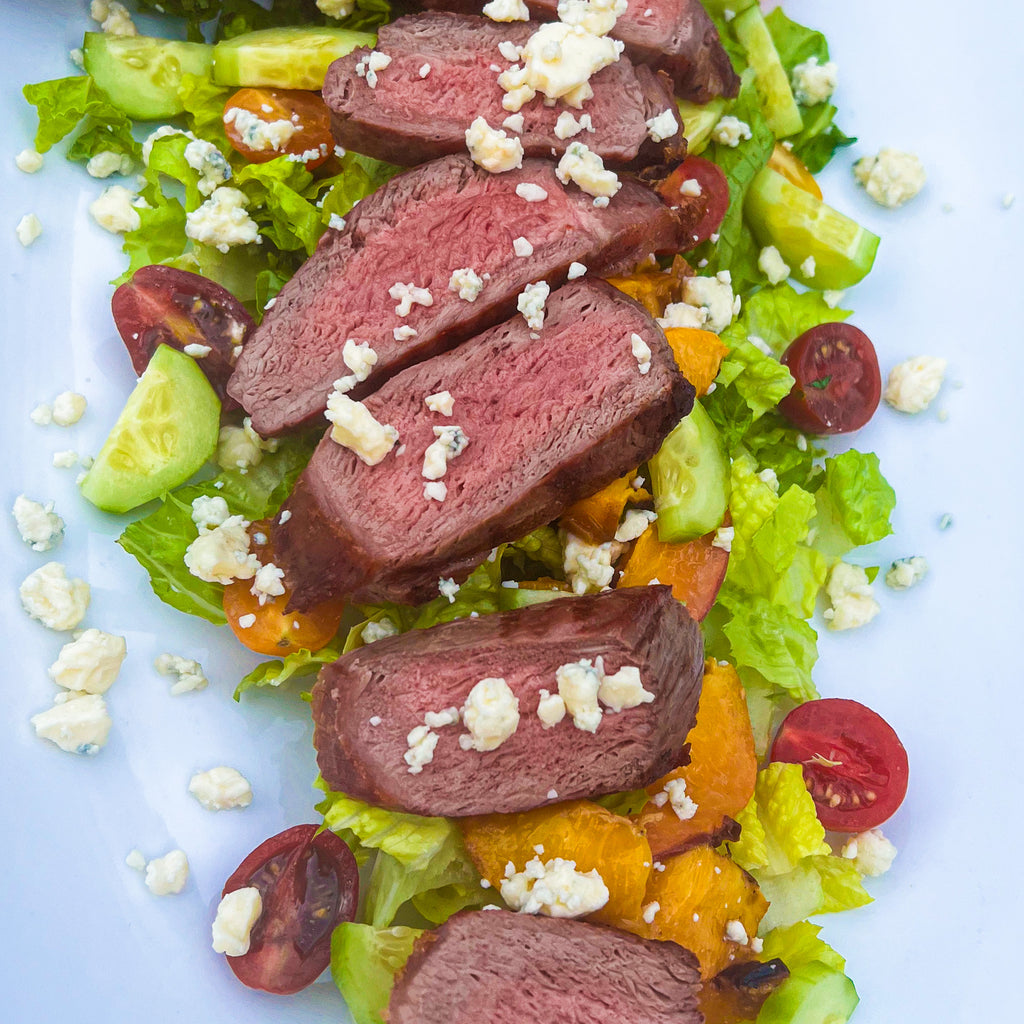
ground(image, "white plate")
xmin=1 ymin=2 xmax=1021 ymax=1022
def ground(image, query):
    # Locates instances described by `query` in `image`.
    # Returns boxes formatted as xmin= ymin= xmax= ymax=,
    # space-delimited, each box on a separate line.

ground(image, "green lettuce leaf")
xmin=22 ymin=76 xmax=139 ymax=159
xmin=719 ymin=593 xmax=819 ymax=703
xmin=319 ymin=152 xmax=403 ymax=224
xmin=177 ymin=72 xmax=233 ymax=151
xmin=118 ymin=436 xmax=314 ymax=624
xmin=119 ymin=198 xmax=189 ymax=285
xmin=738 ymin=284 xmax=852 ymax=355
xmin=729 ymin=763 xmax=830 ymax=876
xmin=234 ymin=157 xmax=323 ymax=256
xmin=696 ymin=73 xmax=775 ymax=293
xmin=316 ymin=784 xmax=483 ymax=927
xmin=812 ymin=450 xmax=897 ymax=557
xmin=760 ymin=920 xmax=846 ymax=972
xmin=763 ymin=7 xmax=856 ymax=173
xmin=330 ymin=923 xmax=421 ymax=1024
xmin=234 ymin=645 xmax=340 ymax=699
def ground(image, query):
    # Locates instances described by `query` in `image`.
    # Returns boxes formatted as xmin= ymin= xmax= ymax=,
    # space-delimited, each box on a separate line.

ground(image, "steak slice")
xmin=386 ymin=909 xmax=703 ymax=1024
xmin=419 ymin=0 xmax=740 ymax=102
xmin=273 ymin=279 xmax=693 ymax=608
xmin=323 ymin=13 xmax=682 ymax=168
xmin=312 ymin=586 xmax=703 ymax=817
xmin=227 ymin=155 xmax=692 ymax=436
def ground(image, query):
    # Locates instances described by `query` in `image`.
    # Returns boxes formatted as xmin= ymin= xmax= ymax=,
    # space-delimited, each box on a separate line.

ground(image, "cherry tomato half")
xmin=110 ymin=265 xmax=253 ymax=403
xmin=778 ymin=322 xmax=881 ymax=434
xmin=657 ymin=156 xmax=730 ymax=249
xmin=767 ymin=143 xmax=822 ymax=200
xmin=221 ymin=824 xmax=359 ymax=994
xmin=223 ymin=88 xmax=333 ymax=169
xmin=770 ymin=698 xmax=909 ymax=832
xmin=223 ymin=521 xmax=346 ymax=656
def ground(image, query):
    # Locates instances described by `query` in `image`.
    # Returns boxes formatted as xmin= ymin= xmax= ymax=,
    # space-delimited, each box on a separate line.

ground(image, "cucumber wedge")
xmin=650 ymin=401 xmax=730 ymax=544
xmin=213 ymin=27 xmax=376 ymax=89
xmin=675 ymin=97 xmax=728 ymax=156
xmin=745 ymin=167 xmax=880 ymax=290
xmin=80 ymin=345 xmax=220 ymax=514
xmin=731 ymin=6 xmax=803 ymax=138
xmin=83 ymin=32 xmax=213 ymax=120
xmin=756 ymin=962 xmax=859 ymax=1024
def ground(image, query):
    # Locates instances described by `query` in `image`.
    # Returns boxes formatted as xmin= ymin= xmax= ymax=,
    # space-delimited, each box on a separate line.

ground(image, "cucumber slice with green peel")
xmin=675 ymin=97 xmax=727 ymax=156
xmin=731 ymin=6 xmax=803 ymax=138
xmin=650 ymin=401 xmax=730 ymax=544
xmin=756 ymin=962 xmax=859 ymax=1024
xmin=698 ymin=0 xmax=756 ymax=15
xmin=80 ymin=345 xmax=220 ymax=514
xmin=745 ymin=166 xmax=880 ymax=290
xmin=212 ymin=27 xmax=376 ymax=89
xmin=82 ymin=32 xmax=213 ymax=120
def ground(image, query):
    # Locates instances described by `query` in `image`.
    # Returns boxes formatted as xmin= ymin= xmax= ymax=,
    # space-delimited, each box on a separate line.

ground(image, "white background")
xmin=1 ymin=2 xmax=1021 ymax=1022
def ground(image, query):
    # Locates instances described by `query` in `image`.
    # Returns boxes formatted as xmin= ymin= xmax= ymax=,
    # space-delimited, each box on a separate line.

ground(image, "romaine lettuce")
xmin=813 ymin=450 xmax=897 ymax=557
xmin=118 ymin=435 xmax=314 ymax=624
xmin=330 ymin=923 xmax=421 ymax=1024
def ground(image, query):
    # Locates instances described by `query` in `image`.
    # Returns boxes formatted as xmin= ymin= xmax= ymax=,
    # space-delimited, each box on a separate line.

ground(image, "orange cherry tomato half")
xmin=222 ymin=88 xmax=333 ymax=169
xmin=222 ymin=522 xmax=345 ymax=655
xmin=767 ymin=143 xmax=823 ymax=199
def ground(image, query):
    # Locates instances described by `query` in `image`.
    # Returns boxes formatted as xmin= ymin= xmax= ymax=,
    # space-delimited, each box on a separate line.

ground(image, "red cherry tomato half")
xmin=221 ymin=824 xmax=359 ymax=994
xmin=657 ymin=156 xmax=730 ymax=250
xmin=223 ymin=88 xmax=333 ymax=169
xmin=110 ymin=265 xmax=253 ymax=404
xmin=778 ymin=322 xmax=881 ymax=434
xmin=770 ymin=698 xmax=909 ymax=833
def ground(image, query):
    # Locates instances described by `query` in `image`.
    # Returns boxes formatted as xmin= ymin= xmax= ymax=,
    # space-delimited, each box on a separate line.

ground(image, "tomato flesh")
xmin=223 ymin=522 xmax=345 ymax=655
xmin=223 ymin=87 xmax=333 ymax=168
xmin=658 ymin=157 xmax=729 ymax=249
xmin=222 ymin=824 xmax=358 ymax=994
xmin=770 ymin=698 xmax=909 ymax=832
xmin=111 ymin=265 xmax=253 ymax=405
xmin=778 ymin=322 xmax=881 ymax=434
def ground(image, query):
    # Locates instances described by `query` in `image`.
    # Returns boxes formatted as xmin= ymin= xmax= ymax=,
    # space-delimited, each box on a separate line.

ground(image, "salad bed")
xmin=13 ymin=1 xmax=928 ymax=1022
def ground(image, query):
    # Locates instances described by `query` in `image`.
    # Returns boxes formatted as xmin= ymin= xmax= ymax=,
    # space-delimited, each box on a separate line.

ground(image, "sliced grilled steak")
xmin=387 ymin=909 xmax=703 ymax=1024
xmin=274 ymin=280 xmax=693 ymax=608
xmin=419 ymin=0 xmax=740 ymax=102
xmin=312 ymin=587 xmax=703 ymax=817
xmin=228 ymin=156 xmax=691 ymax=436
xmin=323 ymin=13 xmax=682 ymax=168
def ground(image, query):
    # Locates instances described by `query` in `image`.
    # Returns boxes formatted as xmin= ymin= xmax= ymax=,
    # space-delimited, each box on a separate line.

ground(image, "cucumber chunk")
xmin=80 ymin=345 xmax=220 ymax=514
xmin=731 ymin=6 xmax=803 ymax=138
xmin=650 ymin=401 xmax=730 ymax=544
xmin=82 ymin=32 xmax=213 ymax=120
xmin=212 ymin=27 xmax=376 ymax=89
xmin=756 ymin=962 xmax=859 ymax=1024
xmin=745 ymin=166 xmax=880 ymax=290
xmin=675 ymin=97 xmax=727 ymax=156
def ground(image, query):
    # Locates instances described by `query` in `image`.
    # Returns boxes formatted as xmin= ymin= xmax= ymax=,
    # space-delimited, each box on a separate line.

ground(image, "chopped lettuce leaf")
xmin=367 ymin=842 xmax=483 ymax=929
xmin=705 ymin=339 xmax=794 ymax=452
xmin=719 ymin=593 xmax=819 ymax=703
xmin=813 ymin=450 xmax=897 ymax=557
xmin=696 ymin=73 xmax=775 ymax=293
xmin=763 ymin=8 xmax=856 ymax=172
xmin=738 ymin=284 xmax=852 ymax=356
xmin=23 ymin=76 xmax=139 ymax=159
xmin=177 ymin=72 xmax=233 ymax=151
xmin=330 ymin=923 xmax=421 ymax=1024
xmin=316 ymin=784 xmax=483 ymax=927
xmin=319 ymin=152 xmax=403 ymax=225
xmin=730 ymin=763 xmax=829 ymax=876
xmin=729 ymin=764 xmax=870 ymax=932
xmin=760 ymin=920 xmax=846 ymax=973
xmin=119 ymin=198 xmax=189 ymax=285
xmin=234 ymin=645 xmax=340 ymax=699
xmin=118 ymin=435 xmax=314 ymax=624
xmin=234 ymin=157 xmax=323 ymax=256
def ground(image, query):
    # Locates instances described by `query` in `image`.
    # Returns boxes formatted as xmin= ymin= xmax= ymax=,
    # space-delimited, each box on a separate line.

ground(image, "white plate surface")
xmin=1 ymin=2 xmax=1022 ymax=1022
